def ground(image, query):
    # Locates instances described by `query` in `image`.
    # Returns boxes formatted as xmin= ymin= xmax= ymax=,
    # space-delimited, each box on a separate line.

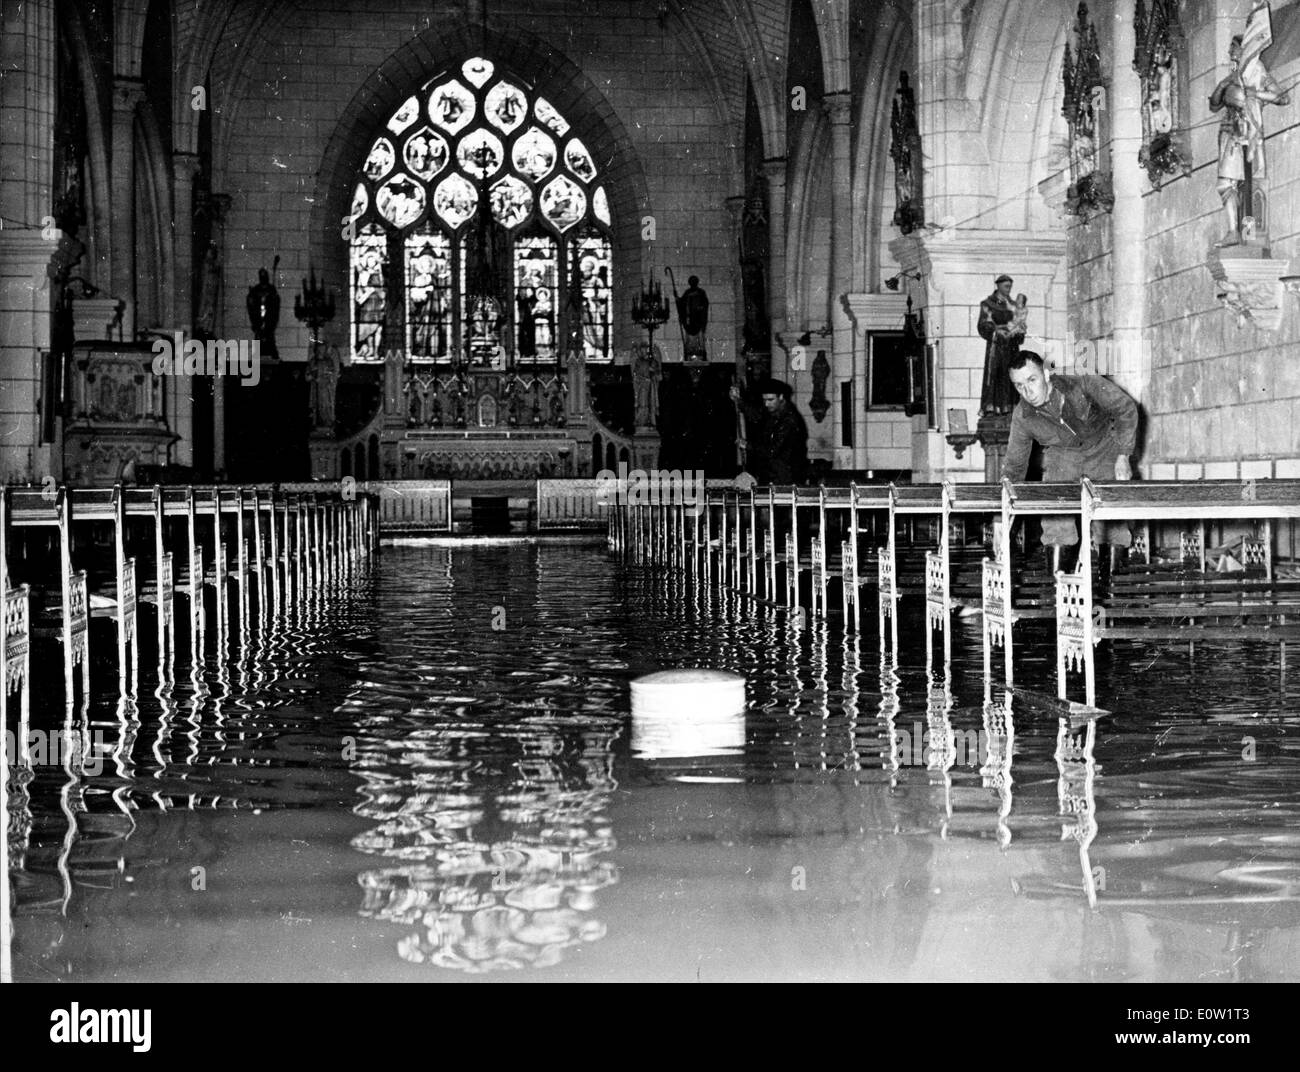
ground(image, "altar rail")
xmin=536 ymin=479 xmax=610 ymax=530
xmin=359 ymin=480 xmax=453 ymax=534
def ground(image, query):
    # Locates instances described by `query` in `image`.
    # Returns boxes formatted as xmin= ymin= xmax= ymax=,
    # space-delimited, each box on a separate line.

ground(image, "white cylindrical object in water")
xmin=631 ymin=669 xmax=746 ymax=760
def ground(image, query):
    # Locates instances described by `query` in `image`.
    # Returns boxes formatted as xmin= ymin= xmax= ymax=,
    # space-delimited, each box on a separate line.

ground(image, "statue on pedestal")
xmin=632 ymin=343 xmax=661 ymax=430
xmin=1209 ymin=12 xmax=1289 ymax=247
xmin=246 ymin=260 xmax=280 ymax=358
xmin=670 ymin=271 xmax=709 ymax=358
xmin=977 ymin=274 xmax=1026 ymax=416
xmin=309 ymin=343 xmax=339 ymax=430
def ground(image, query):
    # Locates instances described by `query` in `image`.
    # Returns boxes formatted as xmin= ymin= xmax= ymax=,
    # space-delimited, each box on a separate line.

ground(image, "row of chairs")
xmin=1 ymin=483 xmax=378 ymax=717
xmin=609 ymin=477 xmax=1300 ymax=706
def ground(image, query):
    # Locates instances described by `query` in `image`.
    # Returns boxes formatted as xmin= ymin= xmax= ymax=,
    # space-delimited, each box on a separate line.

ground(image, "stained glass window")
xmin=349 ymin=57 xmax=614 ymax=364
xmin=405 ymin=229 xmax=453 ymax=359
xmin=574 ymin=226 xmax=612 ymax=361
xmin=514 ymin=234 xmax=559 ymax=362
xmin=351 ymin=224 xmax=388 ymax=360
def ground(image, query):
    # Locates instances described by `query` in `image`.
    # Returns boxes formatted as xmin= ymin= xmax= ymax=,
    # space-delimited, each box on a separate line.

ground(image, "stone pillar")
xmin=213 ymin=374 xmax=226 ymax=478
xmin=762 ymin=158 xmax=788 ymax=379
xmin=1108 ymin=0 xmax=1148 ymax=404
xmin=914 ymin=0 xmax=994 ymax=245
xmin=172 ymin=151 xmax=201 ymax=329
xmin=822 ymin=91 xmax=854 ymax=467
xmin=843 ymin=292 xmax=910 ymax=474
xmin=891 ymin=231 xmax=1066 ymax=482
xmin=0 ymin=0 xmax=57 ymax=483
xmin=725 ymin=193 xmax=747 ymax=372
xmin=110 ymin=78 xmax=145 ymax=336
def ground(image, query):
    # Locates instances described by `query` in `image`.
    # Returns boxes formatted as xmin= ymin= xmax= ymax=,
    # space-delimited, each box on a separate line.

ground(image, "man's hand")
xmin=1115 ymin=455 xmax=1132 ymax=481
xmin=736 ymin=438 xmax=748 ymax=451
xmin=728 ymin=385 xmax=741 ymax=402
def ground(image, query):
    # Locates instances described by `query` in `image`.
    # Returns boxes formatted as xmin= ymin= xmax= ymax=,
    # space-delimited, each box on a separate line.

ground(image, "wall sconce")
xmin=944 ymin=408 xmax=980 ymax=459
xmin=796 ymin=325 xmax=832 ymax=346
xmin=884 ymin=270 xmax=922 ymax=292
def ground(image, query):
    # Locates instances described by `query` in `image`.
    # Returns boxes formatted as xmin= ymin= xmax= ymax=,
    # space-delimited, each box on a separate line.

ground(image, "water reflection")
xmin=8 ymin=544 xmax=1300 ymax=981
xmin=351 ymin=720 xmax=620 ymax=972
xmin=980 ymin=696 xmax=1015 ymax=847
xmin=1055 ymin=718 xmax=1099 ymax=907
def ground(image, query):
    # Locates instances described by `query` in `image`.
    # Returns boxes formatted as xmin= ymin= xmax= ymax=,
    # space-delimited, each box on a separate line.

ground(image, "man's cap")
xmin=756 ymin=377 xmax=793 ymax=398
xmin=995 ymin=273 xmax=1013 ymax=284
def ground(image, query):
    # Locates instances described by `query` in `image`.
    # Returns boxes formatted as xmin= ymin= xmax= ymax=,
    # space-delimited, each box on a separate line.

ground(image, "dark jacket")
xmin=741 ymin=397 xmax=809 ymax=484
xmin=1002 ymin=373 xmax=1138 ymax=482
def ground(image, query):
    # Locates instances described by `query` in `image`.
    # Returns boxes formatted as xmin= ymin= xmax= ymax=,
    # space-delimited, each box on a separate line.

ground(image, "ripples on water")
xmin=8 ymin=544 xmax=1300 ymax=980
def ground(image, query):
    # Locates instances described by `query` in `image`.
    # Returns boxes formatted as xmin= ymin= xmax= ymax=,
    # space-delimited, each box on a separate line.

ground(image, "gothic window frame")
xmin=347 ymin=57 xmax=615 ymax=366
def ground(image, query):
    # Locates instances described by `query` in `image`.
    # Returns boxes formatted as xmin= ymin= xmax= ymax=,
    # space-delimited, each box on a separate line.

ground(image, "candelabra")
xmin=294 ymin=268 xmax=338 ymax=434
xmin=631 ymin=275 xmax=671 ymax=351
xmin=294 ymin=267 xmax=336 ymax=351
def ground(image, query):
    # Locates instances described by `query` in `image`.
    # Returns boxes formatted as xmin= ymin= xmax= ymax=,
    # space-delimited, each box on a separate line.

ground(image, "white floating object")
xmin=631 ymin=669 xmax=746 ymax=760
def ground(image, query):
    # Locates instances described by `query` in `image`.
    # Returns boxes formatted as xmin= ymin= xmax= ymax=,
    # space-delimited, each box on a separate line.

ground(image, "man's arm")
xmin=1001 ymin=409 xmax=1034 ymax=482
xmin=1080 ymin=374 xmax=1138 ymax=456
xmin=1209 ymin=75 xmax=1233 ymax=112
xmin=976 ymin=299 xmax=995 ymax=342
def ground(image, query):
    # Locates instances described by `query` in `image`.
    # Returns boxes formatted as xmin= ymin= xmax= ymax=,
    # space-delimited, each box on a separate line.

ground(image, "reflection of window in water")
xmin=351 ymin=722 xmax=621 ymax=972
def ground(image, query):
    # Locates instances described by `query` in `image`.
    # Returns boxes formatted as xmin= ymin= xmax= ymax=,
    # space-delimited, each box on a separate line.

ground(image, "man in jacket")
xmin=1003 ymin=350 xmax=1139 ymax=575
xmin=730 ymin=378 xmax=809 ymax=484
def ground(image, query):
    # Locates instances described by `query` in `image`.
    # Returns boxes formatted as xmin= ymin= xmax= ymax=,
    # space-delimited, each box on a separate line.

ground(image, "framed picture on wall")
xmin=868 ymin=330 xmax=928 ymax=416
xmin=867 ymin=331 xmax=910 ymax=409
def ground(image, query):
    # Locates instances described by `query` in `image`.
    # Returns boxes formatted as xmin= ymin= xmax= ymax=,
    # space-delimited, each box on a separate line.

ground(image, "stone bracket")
xmin=1208 ymin=247 xmax=1290 ymax=332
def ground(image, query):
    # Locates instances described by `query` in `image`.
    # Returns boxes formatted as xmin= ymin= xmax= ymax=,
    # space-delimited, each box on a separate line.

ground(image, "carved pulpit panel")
xmin=65 ymin=343 xmax=178 ymax=485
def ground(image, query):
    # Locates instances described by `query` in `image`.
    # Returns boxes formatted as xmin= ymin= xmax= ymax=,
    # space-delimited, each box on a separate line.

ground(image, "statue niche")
xmin=1062 ymin=3 xmax=1113 ymax=219
xmin=1134 ymin=0 xmax=1191 ymax=188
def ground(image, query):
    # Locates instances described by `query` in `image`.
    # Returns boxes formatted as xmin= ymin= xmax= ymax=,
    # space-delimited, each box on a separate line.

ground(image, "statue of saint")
xmin=632 ymin=343 xmax=662 ymax=430
xmin=516 ymin=286 xmax=538 ymax=359
xmin=1209 ymin=24 xmax=1289 ymax=246
xmin=675 ymin=275 xmax=709 ymax=358
xmin=977 ymin=274 xmax=1026 ymax=416
xmin=246 ymin=266 xmax=280 ymax=358
xmin=309 ymin=344 xmax=339 ymax=429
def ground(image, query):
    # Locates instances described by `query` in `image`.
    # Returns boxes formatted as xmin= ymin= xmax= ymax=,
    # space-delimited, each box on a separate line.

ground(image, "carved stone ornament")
xmin=809 ymin=349 xmax=831 ymax=423
xmin=890 ymin=72 xmax=924 ymax=234
xmin=1134 ymin=0 xmax=1191 ymax=187
xmin=1208 ymin=247 xmax=1290 ymax=331
xmin=1062 ymin=3 xmax=1112 ymax=219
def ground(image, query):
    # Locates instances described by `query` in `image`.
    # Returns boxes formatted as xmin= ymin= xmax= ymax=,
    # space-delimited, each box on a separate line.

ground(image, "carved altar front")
xmin=372 ymin=358 xmax=619 ymax=480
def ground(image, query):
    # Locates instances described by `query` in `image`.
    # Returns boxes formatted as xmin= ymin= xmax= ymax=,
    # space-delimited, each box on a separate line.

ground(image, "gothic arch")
xmin=961 ymin=0 xmax=1073 ymax=231
xmin=308 ymin=21 xmax=651 ymax=357
xmin=786 ymin=109 xmax=833 ymax=328
xmin=854 ymin=10 xmax=912 ymax=292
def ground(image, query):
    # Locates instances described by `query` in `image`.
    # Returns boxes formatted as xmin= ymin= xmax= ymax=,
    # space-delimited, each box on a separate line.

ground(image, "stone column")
xmin=172 ymin=151 xmax=201 ymax=329
xmin=891 ymin=231 xmax=1066 ymax=481
xmin=110 ymin=78 xmax=146 ymax=337
xmin=823 ymin=91 xmax=854 ymax=467
xmin=1108 ymin=0 xmax=1148 ymax=404
xmin=761 ymin=158 xmax=788 ymax=379
xmin=914 ymin=0 xmax=994 ymax=246
xmin=0 ymin=0 xmax=57 ymax=482
xmin=843 ymin=292 xmax=911 ymax=474
xmin=725 ymin=192 xmax=746 ymax=374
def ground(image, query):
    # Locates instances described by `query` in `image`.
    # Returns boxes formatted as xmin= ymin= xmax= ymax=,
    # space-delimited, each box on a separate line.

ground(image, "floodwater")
xmin=8 ymin=543 xmax=1300 ymax=982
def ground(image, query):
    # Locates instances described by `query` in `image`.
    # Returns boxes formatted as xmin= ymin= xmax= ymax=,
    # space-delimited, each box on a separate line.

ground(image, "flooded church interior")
xmin=3 ymin=0 xmax=1300 ymax=988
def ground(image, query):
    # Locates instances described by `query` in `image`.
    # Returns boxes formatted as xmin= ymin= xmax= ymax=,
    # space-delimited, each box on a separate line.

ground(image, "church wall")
xmin=1137 ymin=0 xmax=1300 ymax=479
xmin=213 ymin=0 xmax=738 ymax=369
